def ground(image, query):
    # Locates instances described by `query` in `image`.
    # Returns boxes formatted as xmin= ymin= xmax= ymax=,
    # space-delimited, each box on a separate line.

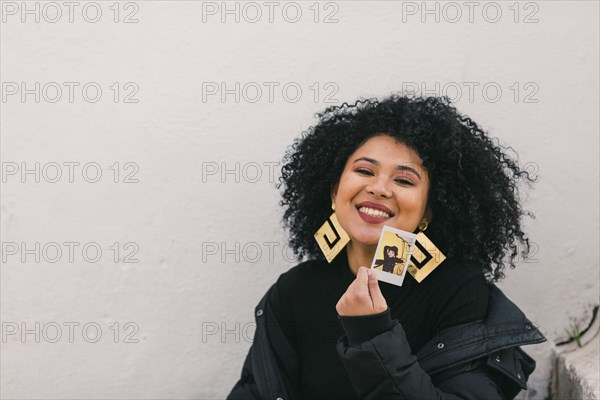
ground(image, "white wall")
xmin=1 ymin=1 xmax=598 ymax=399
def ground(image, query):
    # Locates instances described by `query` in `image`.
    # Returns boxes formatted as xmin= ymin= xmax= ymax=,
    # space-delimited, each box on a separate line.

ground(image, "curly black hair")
xmin=275 ymin=94 xmax=536 ymax=282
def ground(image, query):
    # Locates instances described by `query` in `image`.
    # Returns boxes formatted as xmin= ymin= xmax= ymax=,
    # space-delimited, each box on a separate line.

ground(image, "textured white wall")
xmin=1 ymin=1 xmax=598 ymax=399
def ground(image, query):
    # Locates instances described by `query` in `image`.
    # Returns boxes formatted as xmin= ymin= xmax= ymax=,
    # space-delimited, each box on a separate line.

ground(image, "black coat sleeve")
xmin=227 ymin=279 xmax=302 ymax=400
xmin=227 ymin=345 xmax=263 ymax=400
xmin=336 ymin=310 xmax=507 ymax=400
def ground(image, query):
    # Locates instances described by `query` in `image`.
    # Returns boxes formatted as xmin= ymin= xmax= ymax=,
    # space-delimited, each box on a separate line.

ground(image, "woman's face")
xmin=332 ymin=134 xmax=431 ymax=247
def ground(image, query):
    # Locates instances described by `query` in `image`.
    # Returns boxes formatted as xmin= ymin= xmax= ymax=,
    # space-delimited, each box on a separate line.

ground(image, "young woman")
xmin=374 ymin=245 xmax=405 ymax=274
xmin=227 ymin=95 xmax=546 ymax=399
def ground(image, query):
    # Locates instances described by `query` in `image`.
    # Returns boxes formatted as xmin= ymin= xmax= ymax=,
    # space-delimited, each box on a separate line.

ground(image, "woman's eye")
xmin=356 ymin=169 xmax=414 ymax=185
xmin=395 ymin=178 xmax=414 ymax=186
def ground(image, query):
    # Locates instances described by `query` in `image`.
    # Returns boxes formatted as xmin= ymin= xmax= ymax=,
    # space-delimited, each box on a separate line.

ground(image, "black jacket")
xmin=227 ymin=282 xmax=546 ymax=400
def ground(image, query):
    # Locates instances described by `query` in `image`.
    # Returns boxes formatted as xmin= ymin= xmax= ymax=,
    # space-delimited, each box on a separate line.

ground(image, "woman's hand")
xmin=336 ymin=267 xmax=388 ymax=316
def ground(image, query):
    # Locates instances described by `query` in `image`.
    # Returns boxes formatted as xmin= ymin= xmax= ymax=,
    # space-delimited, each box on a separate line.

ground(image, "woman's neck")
xmin=346 ymin=241 xmax=377 ymax=276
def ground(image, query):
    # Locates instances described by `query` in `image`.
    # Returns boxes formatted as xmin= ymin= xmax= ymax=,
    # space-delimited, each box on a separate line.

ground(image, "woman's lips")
xmin=357 ymin=208 xmax=393 ymax=224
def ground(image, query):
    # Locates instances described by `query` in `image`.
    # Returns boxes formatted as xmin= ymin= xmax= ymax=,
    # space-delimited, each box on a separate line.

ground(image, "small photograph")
xmin=374 ymin=245 xmax=406 ymax=275
xmin=370 ymin=225 xmax=417 ymax=287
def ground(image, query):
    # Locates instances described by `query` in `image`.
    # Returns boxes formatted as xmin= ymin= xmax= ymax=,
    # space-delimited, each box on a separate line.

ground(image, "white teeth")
xmin=358 ymin=207 xmax=390 ymax=218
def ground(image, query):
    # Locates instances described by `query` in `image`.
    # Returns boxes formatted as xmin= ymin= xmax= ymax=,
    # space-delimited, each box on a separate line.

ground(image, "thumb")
xmin=368 ymin=269 xmax=387 ymax=312
xmin=356 ymin=267 xmax=370 ymax=291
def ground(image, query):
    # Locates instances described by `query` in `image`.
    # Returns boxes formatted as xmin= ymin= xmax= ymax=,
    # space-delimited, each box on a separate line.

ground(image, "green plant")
xmin=565 ymin=322 xmax=582 ymax=348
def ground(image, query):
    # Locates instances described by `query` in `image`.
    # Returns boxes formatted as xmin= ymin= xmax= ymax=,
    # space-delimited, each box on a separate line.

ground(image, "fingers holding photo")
xmin=336 ymin=267 xmax=387 ymax=316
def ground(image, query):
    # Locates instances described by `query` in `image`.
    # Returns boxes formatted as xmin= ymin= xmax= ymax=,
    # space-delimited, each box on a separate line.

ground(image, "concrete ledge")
xmin=551 ymin=309 xmax=600 ymax=400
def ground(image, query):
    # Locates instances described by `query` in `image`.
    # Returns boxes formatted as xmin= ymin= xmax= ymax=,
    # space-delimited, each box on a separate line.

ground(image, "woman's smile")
xmin=356 ymin=201 xmax=395 ymax=224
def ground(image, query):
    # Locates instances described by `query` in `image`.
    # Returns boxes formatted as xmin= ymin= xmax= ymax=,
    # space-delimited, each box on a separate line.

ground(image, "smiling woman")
xmin=227 ymin=95 xmax=546 ymax=400
xmin=332 ymin=135 xmax=431 ymax=276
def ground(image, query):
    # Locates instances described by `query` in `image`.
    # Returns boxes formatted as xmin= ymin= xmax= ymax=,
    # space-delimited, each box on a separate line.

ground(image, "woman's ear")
xmin=330 ymin=182 xmax=339 ymax=207
xmin=424 ymin=206 xmax=433 ymax=223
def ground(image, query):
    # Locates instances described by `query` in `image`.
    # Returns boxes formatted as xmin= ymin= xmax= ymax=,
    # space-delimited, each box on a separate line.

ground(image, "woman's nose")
xmin=366 ymin=176 xmax=392 ymax=198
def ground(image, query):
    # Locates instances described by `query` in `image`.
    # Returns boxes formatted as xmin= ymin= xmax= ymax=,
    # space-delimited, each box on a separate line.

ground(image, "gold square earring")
xmin=314 ymin=202 xmax=350 ymax=263
xmin=407 ymin=219 xmax=446 ymax=283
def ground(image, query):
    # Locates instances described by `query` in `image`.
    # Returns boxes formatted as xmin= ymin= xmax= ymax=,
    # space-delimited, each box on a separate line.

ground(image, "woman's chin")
xmin=349 ymin=233 xmax=380 ymax=247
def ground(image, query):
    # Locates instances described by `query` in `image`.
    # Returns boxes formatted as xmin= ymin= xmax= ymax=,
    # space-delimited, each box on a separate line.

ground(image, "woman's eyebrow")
xmin=352 ymin=156 xmax=423 ymax=180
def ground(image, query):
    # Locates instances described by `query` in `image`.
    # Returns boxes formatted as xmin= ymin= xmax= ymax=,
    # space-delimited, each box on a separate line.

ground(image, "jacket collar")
xmin=415 ymin=283 xmax=547 ymax=374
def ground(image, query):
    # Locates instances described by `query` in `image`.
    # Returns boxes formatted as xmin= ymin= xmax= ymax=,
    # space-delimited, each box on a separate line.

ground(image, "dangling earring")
xmin=314 ymin=202 xmax=350 ymax=263
xmin=407 ymin=219 xmax=446 ymax=283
